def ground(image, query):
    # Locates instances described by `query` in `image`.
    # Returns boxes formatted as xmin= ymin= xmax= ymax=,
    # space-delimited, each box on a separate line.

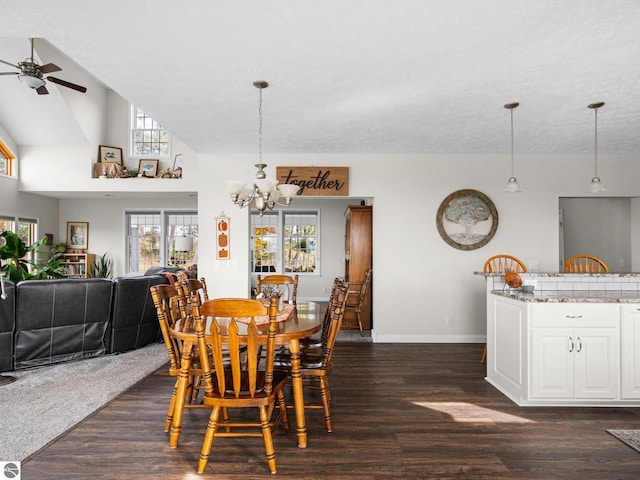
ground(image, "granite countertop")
xmin=491 ymin=290 xmax=640 ymax=303
xmin=476 ymin=271 xmax=640 ymax=277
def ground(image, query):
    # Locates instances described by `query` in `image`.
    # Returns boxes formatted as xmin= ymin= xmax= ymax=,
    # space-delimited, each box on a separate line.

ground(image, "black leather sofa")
xmin=0 ymin=274 xmax=170 ymax=371
xmin=107 ymin=275 xmax=169 ymax=353
xmin=0 ymin=280 xmax=15 ymax=372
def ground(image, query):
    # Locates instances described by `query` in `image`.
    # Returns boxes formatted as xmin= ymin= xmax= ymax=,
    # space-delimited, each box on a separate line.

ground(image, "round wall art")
xmin=436 ymin=189 xmax=498 ymax=250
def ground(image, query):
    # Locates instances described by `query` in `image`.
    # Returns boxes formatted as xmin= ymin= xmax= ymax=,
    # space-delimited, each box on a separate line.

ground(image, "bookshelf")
xmin=61 ymin=253 xmax=95 ymax=278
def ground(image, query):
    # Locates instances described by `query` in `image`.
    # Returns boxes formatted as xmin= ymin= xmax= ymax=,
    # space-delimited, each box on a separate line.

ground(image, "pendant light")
xmin=587 ymin=102 xmax=607 ymax=193
xmin=503 ymin=102 xmax=521 ymax=193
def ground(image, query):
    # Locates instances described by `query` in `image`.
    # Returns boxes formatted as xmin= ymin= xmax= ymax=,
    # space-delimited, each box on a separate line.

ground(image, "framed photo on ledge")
xmin=98 ymin=145 xmax=123 ymax=165
xmin=67 ymin=221 xmax=89 ymax=250
xmin=138 ymin=159 xmax=159 ymax=177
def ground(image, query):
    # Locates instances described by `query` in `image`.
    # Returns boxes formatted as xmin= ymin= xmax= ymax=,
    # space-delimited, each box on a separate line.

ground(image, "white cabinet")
xmin=621 ymin=305 xmax=640 ymax=399
xmin=530 ymin=327 xmax=618 ymax=400
xmin=486 ymin=294 xmax=628 ymax=406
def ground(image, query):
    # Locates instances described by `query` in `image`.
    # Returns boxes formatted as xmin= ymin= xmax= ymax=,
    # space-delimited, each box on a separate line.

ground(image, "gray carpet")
xmin=607 ymin=429 xmax=640 ymax=453
xmin=0 ymin=343 xmax=168 ymax=461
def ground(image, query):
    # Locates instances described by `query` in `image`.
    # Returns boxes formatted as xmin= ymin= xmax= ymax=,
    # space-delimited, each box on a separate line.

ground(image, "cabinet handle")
xmin=576 ymin=336 xmax=582 ymax=353
xmin=568 ymin=336 xmax=574 ymax=353
xmin=565 ymin=315 xmax=583 ymax=319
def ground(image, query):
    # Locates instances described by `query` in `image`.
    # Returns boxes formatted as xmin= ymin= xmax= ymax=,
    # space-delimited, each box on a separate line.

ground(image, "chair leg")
xmin=260 ymin=405 xmax=277 ymax=474
xmin=481 ymin=344 xmax=487 ymax=364
xmin=165 ymin=379 xmax=179 ymax=432
xmin=198 ymin=406 xmax=221 ymax=474
xmin=356 ymin=311 xmax=364 ymax=336
xmin=276 ymin=389 xmax=290 ymax=434
xmin=320 ymin=376 xmax=333 ymax=432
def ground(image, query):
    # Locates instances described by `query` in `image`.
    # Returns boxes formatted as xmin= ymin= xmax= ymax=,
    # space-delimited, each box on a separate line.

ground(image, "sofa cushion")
xmin=14 ymin=279 xmax=113 ymax=369
xmin=107 ymin=274 xmax=169 ymax=353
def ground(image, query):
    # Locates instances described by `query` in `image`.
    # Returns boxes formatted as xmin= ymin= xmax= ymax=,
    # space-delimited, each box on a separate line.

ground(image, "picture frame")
xmin=98 ymin=145 xmax=123 ymax=165
xmin=436 ymin=189 xmax=498 ymax=251
xmin=138 ymin=159 xmax=159 ymax=177
xmin=172 ymin=154 xmax=183 ymax=179
xmin=67 ymin=221 xmax=89 ymax=250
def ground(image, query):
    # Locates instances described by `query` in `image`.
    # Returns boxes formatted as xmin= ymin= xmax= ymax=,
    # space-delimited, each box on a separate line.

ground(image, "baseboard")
xmin=371 ymin=332 xmax=486 ymax=343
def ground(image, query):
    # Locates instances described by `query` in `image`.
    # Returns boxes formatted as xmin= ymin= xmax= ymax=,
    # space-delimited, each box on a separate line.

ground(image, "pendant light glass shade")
xmin=586 ymin=102 xmax=607 ymax=193
xmin=503 ymin=102 xmax=522 ymax=193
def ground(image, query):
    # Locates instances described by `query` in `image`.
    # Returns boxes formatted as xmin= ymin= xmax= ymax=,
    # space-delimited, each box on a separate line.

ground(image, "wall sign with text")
xmin=276 ymin=167 xmax=349 ymax=196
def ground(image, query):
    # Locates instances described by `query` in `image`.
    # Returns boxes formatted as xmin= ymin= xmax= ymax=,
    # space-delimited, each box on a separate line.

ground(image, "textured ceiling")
xmin=0 ymin=0 xmax=639 ymax=155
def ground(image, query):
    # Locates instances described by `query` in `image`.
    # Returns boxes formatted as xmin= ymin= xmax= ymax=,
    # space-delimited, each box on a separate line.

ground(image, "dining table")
xmin=168 ymin=299 xmax=322 ymax=449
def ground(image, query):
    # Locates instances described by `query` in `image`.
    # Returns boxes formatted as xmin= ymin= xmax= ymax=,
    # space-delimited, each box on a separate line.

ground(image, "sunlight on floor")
xmin=413 ymin=402 xmax=535 ymax=424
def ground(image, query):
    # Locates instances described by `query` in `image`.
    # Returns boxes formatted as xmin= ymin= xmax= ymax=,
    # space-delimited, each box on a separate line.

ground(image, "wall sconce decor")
xmin=216 ymin=216 xmax=229 ymax=259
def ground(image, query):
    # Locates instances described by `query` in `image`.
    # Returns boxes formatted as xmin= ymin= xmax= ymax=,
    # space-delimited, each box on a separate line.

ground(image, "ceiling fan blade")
xmin=37 ymin=63 xmax=62 ymax=74
xmin=46 ymin=76 xmax=87 ymax=93
xmin=0 ymin=72 xmax=19 ymax=76
xmin=0 ymin=58 xmax=19 ymax=69
xmin=36 ymin=85 xmax=49 ymax=95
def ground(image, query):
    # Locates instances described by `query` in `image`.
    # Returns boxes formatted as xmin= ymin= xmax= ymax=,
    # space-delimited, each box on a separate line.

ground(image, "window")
xmin=251 ymin=210 xmax=319 ymax=274
xmin=1 ymin=216 xmax=38 ymax=262
xmin=0 ymin=139 xmax=15 ymax=176
xmin=130 ymin=106 xmax=170 ymax=158
xmin=125 ymin=210 xmax=197 ymax=274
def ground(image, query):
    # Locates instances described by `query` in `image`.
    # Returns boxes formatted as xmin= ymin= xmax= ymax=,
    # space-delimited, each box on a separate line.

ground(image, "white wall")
xmin=59 ymin=197 xmax=197 ymax=278
xmin=196 ymin=152 xmax=640 ymax=343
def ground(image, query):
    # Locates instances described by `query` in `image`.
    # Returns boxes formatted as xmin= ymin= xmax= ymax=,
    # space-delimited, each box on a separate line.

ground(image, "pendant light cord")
xmin=594 ymin=107 xmax=598 ymax=177
xmin=510 ymin=107 xmax=515 ymax=177
xmin=258 ymin=86 xmax=263 ymax=163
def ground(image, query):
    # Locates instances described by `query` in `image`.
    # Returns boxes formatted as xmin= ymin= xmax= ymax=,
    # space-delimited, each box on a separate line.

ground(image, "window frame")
xmin=124 ymin=209 xmax=197 ymax=274
xmin=0 ymin=139 xmax=16 ymax=177
xmin=129 ymin=105 xmax=171 ymax=159
xmin=250 ymin=209 xmax=320 ymax=276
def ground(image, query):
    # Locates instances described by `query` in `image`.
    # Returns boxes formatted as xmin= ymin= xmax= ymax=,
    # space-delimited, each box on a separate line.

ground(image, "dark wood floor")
xmin=23 ymin=343 xmax=640 ymax=479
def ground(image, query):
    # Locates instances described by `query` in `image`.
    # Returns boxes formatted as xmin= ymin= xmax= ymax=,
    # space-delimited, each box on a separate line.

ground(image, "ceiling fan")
xmin=0 ymin=38 xmax=87 ymax=95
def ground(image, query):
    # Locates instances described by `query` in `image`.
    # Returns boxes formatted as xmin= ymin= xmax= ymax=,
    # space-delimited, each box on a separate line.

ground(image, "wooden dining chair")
xmin=300 ymin=277 xmax=344 ymax=352
xmin=150 ymin=283 xmax=206 ymax=432
xmin=184 ymin=277 xmax=209 ymax=303
xmin=564 ymin=254 xmax=609 ymax=273
xmin=257 ymin=274 xmax=299 ymax=306
xmin=343 ymin=268 xmax=372 ymax=335
xmin=191 ymin=296 xmax=290 ymax=475
xmin=275 ymin=281 xmax=349 ymax=432
xmin=481 ymin=255 xmax=527 ymax=364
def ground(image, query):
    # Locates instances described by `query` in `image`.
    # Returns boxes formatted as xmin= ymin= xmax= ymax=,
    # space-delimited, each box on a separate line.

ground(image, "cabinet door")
xmin=573 ymin=328 xmax=618 ymax=399
xmin=530 ymin=328 xmax=574 ymax=399
xmin=621 ymin=305 xmax=640 ymax=399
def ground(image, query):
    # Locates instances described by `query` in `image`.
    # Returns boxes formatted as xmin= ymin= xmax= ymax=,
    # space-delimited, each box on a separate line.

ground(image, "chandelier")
xmin=503 ymin=102 xmax=522 ymax=193
xmin=587 ymin=102 xmax=607 ymax=193
xmin=225 ymin=81 xmax=300 ymax=215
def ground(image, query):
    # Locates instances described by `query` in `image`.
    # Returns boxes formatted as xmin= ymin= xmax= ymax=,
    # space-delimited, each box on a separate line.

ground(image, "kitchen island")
xmin=482 ymin=272 xmax=640 ymax=407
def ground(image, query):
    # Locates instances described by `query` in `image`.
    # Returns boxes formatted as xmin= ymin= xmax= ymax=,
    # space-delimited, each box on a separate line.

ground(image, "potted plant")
xmin=90 ymin=252 xmax=113 ymax=279
xmin=0 ymin=231 xmax=66 ymax=282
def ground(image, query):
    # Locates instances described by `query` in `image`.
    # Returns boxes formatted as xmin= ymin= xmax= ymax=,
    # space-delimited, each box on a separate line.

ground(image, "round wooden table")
xmin=168 ymin=300 xmax=322 ymax=449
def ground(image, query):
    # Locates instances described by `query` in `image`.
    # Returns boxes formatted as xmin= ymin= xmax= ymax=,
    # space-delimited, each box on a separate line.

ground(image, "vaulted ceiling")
xmin=1 ymin=0 xmax=639 ymax=155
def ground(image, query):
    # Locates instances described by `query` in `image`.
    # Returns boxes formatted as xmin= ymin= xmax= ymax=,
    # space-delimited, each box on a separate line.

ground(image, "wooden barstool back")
xmin=192 ymin=297 xmax=290 ymax=475
xmin=257 ymin=274 xmax=299 ymax=306
xmin=483 ymin=254 xmax=527 ymax=273
xmin=564 ymin=254 xmax=609 ymax=273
